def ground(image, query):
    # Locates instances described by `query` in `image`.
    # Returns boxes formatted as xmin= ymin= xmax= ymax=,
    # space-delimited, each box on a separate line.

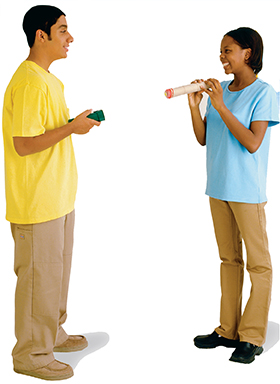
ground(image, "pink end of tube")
xmin=164 ymin=88 xmax=174 ymax=99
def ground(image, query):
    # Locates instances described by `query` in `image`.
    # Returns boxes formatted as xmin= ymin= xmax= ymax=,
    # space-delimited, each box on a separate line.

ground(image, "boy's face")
xmin=45 ymin=15 xmax=74 ymax=61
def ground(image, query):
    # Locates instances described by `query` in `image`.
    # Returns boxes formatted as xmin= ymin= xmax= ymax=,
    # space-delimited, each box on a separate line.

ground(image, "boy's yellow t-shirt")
xmin=2 ymin=61 xmax=78 ymax=224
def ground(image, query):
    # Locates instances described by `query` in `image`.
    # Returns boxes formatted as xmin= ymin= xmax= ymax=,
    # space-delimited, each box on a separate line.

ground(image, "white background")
xmin=0 ymin=0 xmax=279 ymax=383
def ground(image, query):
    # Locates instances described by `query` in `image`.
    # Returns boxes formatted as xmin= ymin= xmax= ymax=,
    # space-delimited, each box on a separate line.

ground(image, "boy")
xmin=2 ymin=5 xmax=100 ymax=380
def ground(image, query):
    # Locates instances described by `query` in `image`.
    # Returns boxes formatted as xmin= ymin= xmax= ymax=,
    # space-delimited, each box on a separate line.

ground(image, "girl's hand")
xmin=188 ymin=79 xmax=205 ymax=109
xmin=203 ymin=78 xmax=225 ymax=112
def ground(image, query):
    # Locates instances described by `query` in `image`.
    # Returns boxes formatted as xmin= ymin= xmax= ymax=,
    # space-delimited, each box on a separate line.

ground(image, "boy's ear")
xmin=35 ymin=29 xmax=47 ymax=43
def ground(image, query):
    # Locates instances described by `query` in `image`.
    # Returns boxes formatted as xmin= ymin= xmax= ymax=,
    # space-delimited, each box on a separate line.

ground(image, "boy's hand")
xmin=70 ymin=109 xmax=101 ymax=134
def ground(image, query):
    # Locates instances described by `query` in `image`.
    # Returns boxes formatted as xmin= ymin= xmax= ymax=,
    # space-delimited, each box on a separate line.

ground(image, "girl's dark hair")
xmin=23 ymin=5 xmax=66 ymax=48
xmin=225 ymin=27 xmax=263 ymax=74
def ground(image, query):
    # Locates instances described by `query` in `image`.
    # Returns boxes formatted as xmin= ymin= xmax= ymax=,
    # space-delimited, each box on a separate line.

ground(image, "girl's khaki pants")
xmin=209 ymin=198 xmax=272 ymax=347
xmin=11 ymin=210 xmax=75 ymax=371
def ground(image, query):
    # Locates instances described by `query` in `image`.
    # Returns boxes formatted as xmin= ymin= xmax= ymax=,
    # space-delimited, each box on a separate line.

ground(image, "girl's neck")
xmin=229 ymin=71 xmax=257 ymax=91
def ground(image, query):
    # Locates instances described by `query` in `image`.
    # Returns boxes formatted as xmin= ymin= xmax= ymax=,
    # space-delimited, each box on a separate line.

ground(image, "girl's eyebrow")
xmin=220 ymin=46 xmax=232 ymax=52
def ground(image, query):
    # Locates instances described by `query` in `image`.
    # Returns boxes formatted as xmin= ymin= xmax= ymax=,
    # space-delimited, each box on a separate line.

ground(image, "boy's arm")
xmin=13 ymin=110 xmax=100 ymax=156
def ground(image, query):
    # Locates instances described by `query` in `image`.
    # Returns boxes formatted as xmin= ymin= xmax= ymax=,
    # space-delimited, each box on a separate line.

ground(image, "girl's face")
xmin=220 ymin=35 xmax=252 ymax=75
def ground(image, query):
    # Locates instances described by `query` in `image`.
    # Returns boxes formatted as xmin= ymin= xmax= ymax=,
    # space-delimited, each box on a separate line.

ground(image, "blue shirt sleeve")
xmin=251 ymin=83 xmax=279 ymax=127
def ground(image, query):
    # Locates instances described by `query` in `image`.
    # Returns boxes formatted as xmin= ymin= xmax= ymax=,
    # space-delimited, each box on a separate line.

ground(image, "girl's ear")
xmin=244 ymin=48 xmax=252 ymax=63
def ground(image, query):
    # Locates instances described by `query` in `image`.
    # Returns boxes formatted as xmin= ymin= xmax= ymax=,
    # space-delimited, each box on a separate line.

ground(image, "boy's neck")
xmin=26 ymin=49 xmax=52 ymax=72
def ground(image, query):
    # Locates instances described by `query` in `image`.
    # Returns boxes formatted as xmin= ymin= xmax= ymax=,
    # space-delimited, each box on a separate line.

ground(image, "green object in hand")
xmin=68 ymin=109 xmax=105 ymax=123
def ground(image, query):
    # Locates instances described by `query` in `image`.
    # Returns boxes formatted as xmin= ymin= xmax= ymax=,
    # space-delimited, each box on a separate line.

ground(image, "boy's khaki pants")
xmin=209 ymin=198 xmax=272 ymax=347
xmin=11 ymin=210 xmax=75 ymax=371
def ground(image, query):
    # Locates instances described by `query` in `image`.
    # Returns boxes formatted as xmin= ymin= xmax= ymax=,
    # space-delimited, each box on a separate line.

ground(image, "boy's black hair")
xmin=23 ymin=5 xmax=66 ymax=48
xmin=225 ymin=27 xmax=263 ymax=74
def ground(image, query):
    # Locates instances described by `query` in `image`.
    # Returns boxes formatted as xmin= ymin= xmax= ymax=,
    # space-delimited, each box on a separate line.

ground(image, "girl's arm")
xmin=204 ymin=79 xmax=268 ymax=153
xmin=188 ymin=80 xmax=207 ymax=146
xmin=189 ymin=106 xmax=206 ymax=146
xmin=215 ymin=105 xmax=268 ymax=153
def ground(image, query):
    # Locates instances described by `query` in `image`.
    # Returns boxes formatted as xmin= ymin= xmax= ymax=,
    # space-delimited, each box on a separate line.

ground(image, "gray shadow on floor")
xmin=264 ymin=322 xmax=279 ymax=352
xmin=54 ymin=332 xmax=110 ymax=369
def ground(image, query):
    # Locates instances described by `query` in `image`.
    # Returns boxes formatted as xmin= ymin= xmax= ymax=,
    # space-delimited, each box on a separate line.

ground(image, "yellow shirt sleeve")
xmin=12 ymin=84 xmax=46 ymax=137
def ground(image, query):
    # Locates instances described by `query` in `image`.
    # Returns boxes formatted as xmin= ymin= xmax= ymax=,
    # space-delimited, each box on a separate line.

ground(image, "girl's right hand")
xmin=188 ymin=79 xmax=205 ymax=108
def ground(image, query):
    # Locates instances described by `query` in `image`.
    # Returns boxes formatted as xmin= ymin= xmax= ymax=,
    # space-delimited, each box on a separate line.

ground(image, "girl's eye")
xmin=220 ymin=49 xmax=231 ymax=54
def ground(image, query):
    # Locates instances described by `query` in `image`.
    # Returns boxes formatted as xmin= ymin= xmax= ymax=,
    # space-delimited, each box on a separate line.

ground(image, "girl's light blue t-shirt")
xmin=205 ymin=78 xmax=279 ymax=203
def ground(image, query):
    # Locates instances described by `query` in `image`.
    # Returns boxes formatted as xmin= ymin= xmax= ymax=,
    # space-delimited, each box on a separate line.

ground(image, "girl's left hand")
xmin=203 ymin=78 xmax=225 ymax=112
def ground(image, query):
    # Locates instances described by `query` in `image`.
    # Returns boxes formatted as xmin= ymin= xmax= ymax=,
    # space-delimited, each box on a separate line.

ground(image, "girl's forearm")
xmin=190 ymin=106 xmax=206 ymax=146
xmin=217 ymin=104 xmax=268 ymax=153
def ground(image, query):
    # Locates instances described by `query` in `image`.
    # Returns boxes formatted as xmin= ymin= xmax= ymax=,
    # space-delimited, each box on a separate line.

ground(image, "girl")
xmin=189 ymin=27 xmax=279 ymax=364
